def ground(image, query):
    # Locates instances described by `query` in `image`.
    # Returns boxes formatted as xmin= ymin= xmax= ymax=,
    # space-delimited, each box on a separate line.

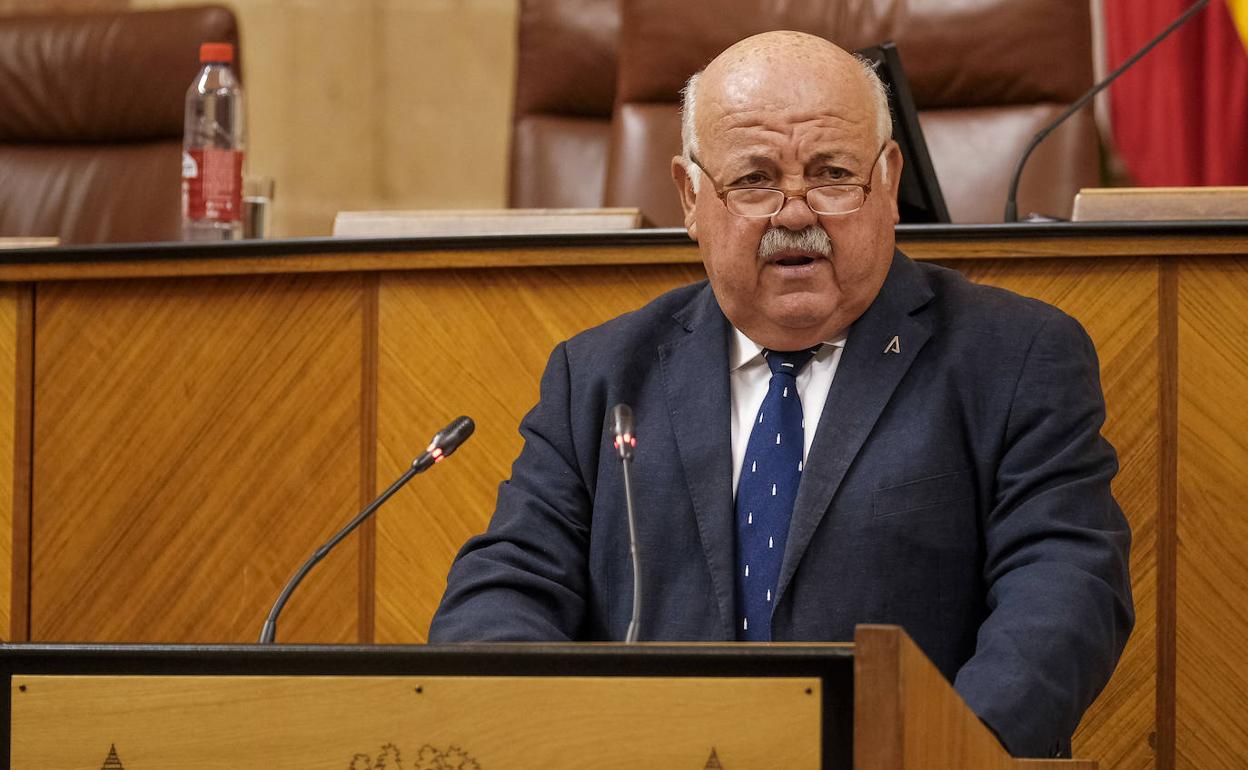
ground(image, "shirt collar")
xmin=729 ymin=326 xmax=846 ymax=373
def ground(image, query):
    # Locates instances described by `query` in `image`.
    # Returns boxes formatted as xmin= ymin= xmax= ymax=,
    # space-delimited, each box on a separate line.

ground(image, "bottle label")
xmin=182 ymin=148 xmax=243 ymax=222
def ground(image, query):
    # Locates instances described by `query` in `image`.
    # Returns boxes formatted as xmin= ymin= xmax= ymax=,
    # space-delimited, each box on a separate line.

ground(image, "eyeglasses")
xmin=687 ymin=145 xmax=886 ymax=218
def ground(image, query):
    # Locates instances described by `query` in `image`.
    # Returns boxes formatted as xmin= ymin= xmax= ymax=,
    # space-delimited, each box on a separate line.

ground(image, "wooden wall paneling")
xmin=1157 ymin=259 xmax=1179 ymax=769
xmin=373 ymin=263 xmax=706 ymax=643
xmin=1175 ymin=257 xmax=1248 ymax=768
xmin=358 ymin=271 xmax=380 ymax=644
xmin=30 ymin=273 xmax=367 ymax=643
xmin=949 ymin=257 xmax=1160 ymax=769
xmin=8 ymin=284 xmax=32 ymax=643
xmin=0 ymin=284 xmax=24 ymax=640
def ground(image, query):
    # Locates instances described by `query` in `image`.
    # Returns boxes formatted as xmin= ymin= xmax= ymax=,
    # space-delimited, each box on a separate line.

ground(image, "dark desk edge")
xmin=0 ymin=642 xmax=854 ymax=675
xmin=3 ymin=220 xmax=1246 ymax=266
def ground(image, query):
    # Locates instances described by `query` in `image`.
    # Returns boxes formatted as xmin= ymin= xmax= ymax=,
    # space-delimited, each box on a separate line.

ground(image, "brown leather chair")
xmin=510 ymin=0 xmax=1099 ymax=226
xmin=0 ymin=5 xmax=239 ymax=244
xmin=509 ymin=0 xmax=621 ymax=212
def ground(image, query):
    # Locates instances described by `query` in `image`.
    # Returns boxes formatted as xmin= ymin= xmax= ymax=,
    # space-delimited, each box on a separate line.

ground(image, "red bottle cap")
xmin=199 ymin=42 xmax=235 ymax=64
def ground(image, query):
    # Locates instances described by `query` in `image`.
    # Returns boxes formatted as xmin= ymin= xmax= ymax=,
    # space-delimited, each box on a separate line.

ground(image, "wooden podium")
xmin=1 ymin=625 xmax=1092 ymax=769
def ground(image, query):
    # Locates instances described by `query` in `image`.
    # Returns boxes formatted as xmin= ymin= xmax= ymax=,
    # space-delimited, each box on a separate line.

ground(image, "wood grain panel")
xmin=0 ymin=283 xmax=18 ymax=639
xmin=31 ymin=274 xmax=366 ymax=643
xmin=374 ymin=264 xmax=705 ymax=643
xmin=949 ymin=258 xmax=1160 ymax=770
xmin=1175 ymin=258 xmax=1248 ymax=768
xmin=11 ymin=674 xmax=819 ymax=768
xmin=8 ymin=285 xmax=32 ymax=642
xmin=855 ymin=626 xmax=1096 ymax=770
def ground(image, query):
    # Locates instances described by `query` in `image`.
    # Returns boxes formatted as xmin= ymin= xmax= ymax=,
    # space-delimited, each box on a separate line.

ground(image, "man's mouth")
xmin=766 ymin=250 xmax=821 ymax=268
xmin=773 ymin=254 xmax=817 ymax=267
xmin=757 ymin=227 xmax=832 ymax=267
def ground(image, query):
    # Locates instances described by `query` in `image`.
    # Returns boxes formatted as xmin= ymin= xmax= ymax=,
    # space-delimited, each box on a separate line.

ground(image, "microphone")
xmin=612 ymin=403 xmax=636 ymax=460
xmin=413 ymin=415 xmax=476 ymax=470
xmin=610 ymin=404 xmax=642 ymax=643
xmin=1003 ymin=0 xmax=1211 ymax=222
xmin=258 ymin=415 xmax=475 ymax=644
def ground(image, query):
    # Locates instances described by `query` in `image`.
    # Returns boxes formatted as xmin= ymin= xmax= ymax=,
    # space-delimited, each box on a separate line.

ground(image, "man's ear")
xmin=671 ymin=156 xmax=698 ymax=239
xmin=884 ymin=140 xmax=904 ymax=225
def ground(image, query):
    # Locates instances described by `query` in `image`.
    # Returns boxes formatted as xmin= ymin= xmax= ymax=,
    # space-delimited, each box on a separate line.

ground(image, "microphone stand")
xmin=621 ymin=452 xmax=642 ymax=644
xmin=1003 ymin=0 xmax=1211 ymax=222
xmin=611 ymin=404 xmax=642 ymax=644
xmin=259 ymin=416 xmax=474 ymax=644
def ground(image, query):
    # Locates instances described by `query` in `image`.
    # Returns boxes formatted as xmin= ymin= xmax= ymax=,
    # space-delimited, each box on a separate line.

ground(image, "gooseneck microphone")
xmin=1003 ymin=0 xmax=1211 ymax=222
xmin=611 ymin=403 xmax=642 ymax=643
xmin=258 ymin=415 xmax=475 ymax=644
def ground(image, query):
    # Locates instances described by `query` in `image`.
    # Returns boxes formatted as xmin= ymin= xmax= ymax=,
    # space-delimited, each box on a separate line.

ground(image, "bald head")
xmin=681 ymin=32 xmax=891 ymax=187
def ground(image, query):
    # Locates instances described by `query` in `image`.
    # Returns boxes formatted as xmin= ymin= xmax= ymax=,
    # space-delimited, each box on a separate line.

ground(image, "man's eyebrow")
xmin=714 ymin=154 xmax=780 ymax=182
xmin=805 ymin=151 xmax=857 ymax=166
xmin=723 ymin=154 xmax=779 ymax=170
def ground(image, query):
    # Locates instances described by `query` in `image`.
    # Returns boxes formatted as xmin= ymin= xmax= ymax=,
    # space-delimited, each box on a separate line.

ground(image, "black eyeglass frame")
xmin=686 ymin=143 xmax=888 ymax=218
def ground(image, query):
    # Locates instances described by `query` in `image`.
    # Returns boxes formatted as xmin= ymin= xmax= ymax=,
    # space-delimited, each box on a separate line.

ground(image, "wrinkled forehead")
xmin=696 ymin=34 xmax=877 ymax=159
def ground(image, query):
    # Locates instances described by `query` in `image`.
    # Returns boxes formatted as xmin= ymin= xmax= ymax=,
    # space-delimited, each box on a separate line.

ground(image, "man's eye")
xmin=816 ymin=167 xmax=852 ymax=181
xmin=731 ymin=172 xmax=770 ymax=186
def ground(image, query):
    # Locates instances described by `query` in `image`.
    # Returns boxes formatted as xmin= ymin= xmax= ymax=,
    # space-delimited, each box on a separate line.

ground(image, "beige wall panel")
xmin=374 ymin=264 xmax=705 ymax=643
xmin=376 ymin=0 xmax=517 ymax=209
xmin=31 ymin=274 xmax=365 ymax=643
xmin=130 ymin=0 xmax=518 ymax=237
xmin=1176 ymin=258 xmax=1248 ymax=768
xmin=0 ymin=285 xmax=17 ymax=639
xmin=0 ymin=0 xmax=125 ymax=11
xmin=949 ymin=258 xmax=1159 ymax=770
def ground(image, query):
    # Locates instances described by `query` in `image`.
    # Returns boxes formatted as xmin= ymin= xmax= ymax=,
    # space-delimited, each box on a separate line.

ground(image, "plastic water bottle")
xmin=182 ymin=42 xmax=245 ymax=240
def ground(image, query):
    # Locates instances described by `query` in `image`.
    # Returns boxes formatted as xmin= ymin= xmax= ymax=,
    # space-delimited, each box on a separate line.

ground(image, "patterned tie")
xmin=735 ymin=346 xmax=818 ymax=641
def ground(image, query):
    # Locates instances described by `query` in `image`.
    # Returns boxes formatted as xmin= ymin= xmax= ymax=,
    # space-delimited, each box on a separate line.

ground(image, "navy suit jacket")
xmin=430 ymin=251 xmax=1134 ymax=758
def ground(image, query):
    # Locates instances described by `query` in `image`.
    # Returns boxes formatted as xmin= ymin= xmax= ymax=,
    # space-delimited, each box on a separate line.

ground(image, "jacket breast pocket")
xmin=873 ymin=470 xmax=974 ymax=518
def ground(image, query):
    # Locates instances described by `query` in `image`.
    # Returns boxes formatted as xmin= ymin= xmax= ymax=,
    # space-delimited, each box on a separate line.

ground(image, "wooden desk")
xmin=0 ymin=626 xmax=1090 ymax=770
xmin=0 ymin=221 xmax=1245 ymax=768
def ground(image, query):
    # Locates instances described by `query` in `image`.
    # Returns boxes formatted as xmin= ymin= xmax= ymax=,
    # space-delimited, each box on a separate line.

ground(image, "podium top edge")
xmin=0 ymin=219 xmax=1245 ymax=264
xmin=0 ymin=642 xmax=856 ymax=678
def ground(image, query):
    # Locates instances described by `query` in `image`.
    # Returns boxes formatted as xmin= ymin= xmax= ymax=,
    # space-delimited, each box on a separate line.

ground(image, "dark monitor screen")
xmin=857 ymin=42 xmax=951 ymax=224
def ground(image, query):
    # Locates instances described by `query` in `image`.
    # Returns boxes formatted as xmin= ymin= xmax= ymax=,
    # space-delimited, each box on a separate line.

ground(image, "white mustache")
xmin=757 ymin=226 xmax=832 ymax=260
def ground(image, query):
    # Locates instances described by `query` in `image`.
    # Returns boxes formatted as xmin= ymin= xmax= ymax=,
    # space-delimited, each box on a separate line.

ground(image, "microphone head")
xmin=610 ymin=403 xmax=636 ymax=460
xmin=611 ymin=403 xmax=633 ymax=436
xmin=428 ymin=415 xmax=475 ymax=459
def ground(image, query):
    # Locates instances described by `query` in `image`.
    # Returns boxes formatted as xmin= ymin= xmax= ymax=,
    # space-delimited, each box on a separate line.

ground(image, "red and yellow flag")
xmin=1104 ymin=0 xmax=1248 ymax=186
xmin=1230 ymin=0 xmax=1248 ymax=50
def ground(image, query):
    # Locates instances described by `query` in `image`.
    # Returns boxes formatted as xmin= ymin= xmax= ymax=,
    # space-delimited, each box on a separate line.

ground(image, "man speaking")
xmin=430 ymin=31 xmax=1133 ymax=758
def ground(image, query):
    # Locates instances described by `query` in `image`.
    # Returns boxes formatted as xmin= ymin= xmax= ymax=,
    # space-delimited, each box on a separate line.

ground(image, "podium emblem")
xmin=99 ymin=744 xmax=125 ymax=770
xmin=350 ymin=742 xmax=481 ymax=770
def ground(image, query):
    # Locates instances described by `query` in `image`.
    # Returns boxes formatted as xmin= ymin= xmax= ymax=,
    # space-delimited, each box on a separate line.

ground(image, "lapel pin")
xmin=884 ymin=335 xmax=901 ymax=355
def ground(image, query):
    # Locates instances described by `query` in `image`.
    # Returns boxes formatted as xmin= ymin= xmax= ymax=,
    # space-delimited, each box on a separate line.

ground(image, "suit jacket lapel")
xmin=658 ymin=285 xmax=736 ymax=639
xmin=776 ymin=252 xmax=935 ymax=605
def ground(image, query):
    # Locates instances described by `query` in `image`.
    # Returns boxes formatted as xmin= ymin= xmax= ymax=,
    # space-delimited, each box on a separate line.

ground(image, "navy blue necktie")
xmin=735 ymin=346 xmax=818 ymax=641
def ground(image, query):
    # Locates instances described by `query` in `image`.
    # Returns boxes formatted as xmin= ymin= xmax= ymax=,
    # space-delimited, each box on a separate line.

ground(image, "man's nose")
xmin=770 ymin=192 xmax=819 ymax=230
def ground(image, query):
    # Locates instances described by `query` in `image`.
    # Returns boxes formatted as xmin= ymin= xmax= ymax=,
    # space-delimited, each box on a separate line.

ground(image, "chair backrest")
xmin=509 ymin=0 xmax=621 ymax=212
xmin=511 ymin=0 xmax=1100 ymax=226
xmin=0 ymin=5 xmax=239 ymax=244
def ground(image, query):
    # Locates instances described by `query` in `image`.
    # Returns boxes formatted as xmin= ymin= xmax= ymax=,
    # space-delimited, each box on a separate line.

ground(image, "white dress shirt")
xmin=729 ymin=327 xmax=847 ymax=496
